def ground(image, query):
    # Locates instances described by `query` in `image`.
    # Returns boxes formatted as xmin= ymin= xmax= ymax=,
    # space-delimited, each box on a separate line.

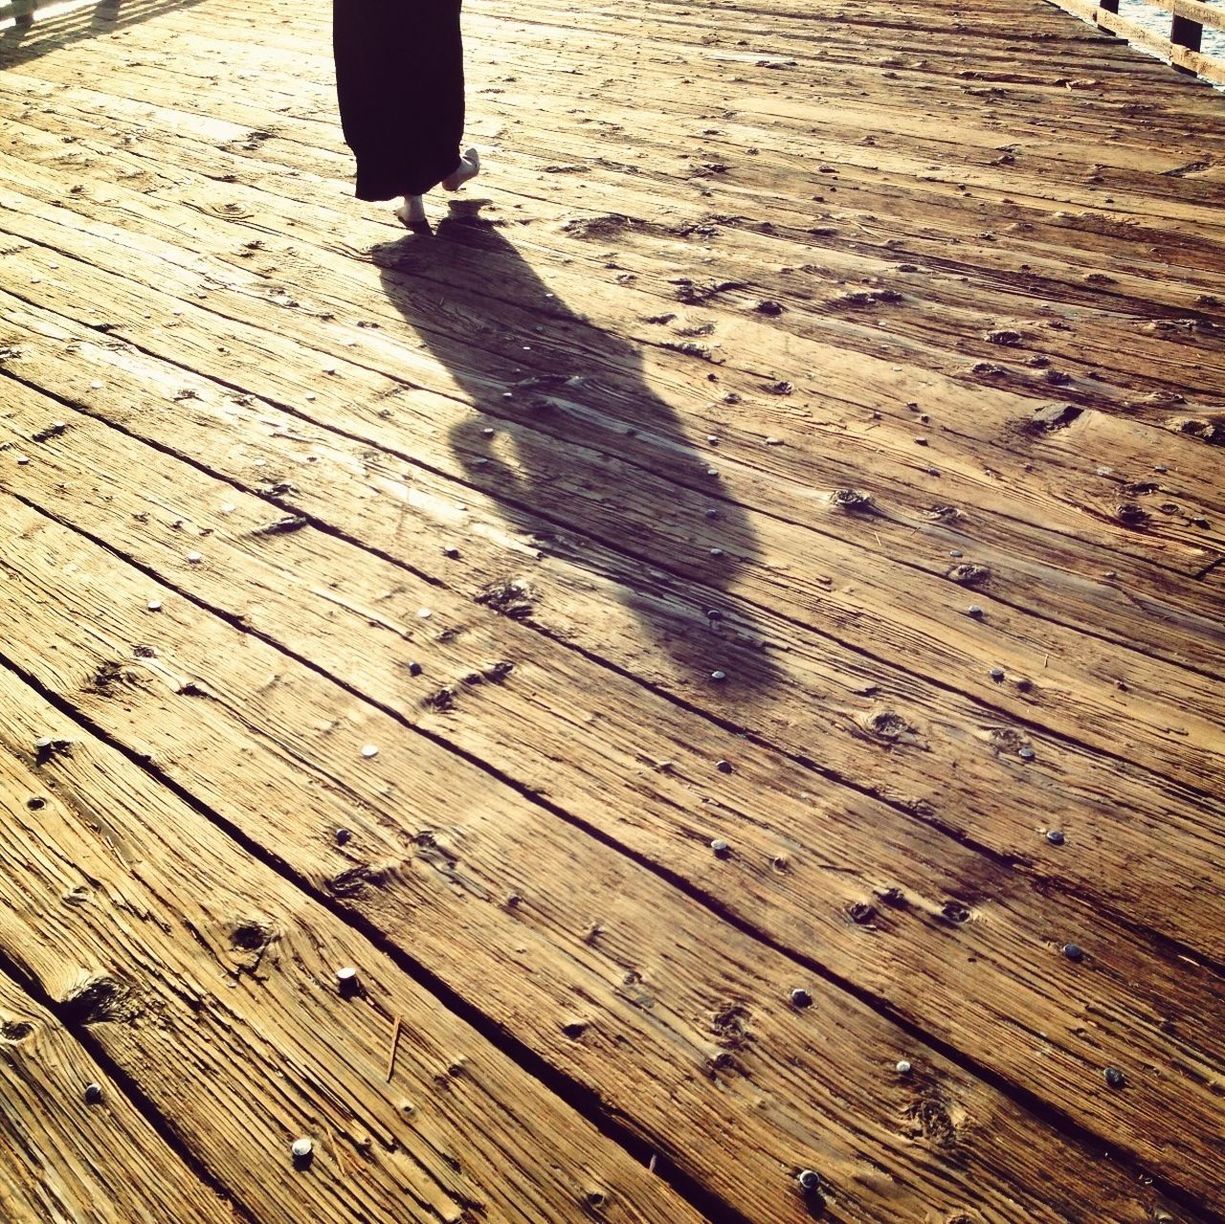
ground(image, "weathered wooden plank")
xmin=4 ymin=72 xmax=1220 ymax=536
xmin=1 ymin=500 xmax=1208 ymax=1222
xmin=2 ymin=149 xmax=1220 ymax=682
xmin=3 ymin=369 xmax=1224 ymax=1202
xmin=0 ymin=972 xmax=235 ymax=1224
xmin=3 ymin=285 xmax=1222 ymax=971
xmin=0 ymin=666 xmax=704 ymax=1224
xmin=1 ymin=213 xmax=1221 ymax=803
xmin=2 ymin=1 xmax=1223 ymax=1218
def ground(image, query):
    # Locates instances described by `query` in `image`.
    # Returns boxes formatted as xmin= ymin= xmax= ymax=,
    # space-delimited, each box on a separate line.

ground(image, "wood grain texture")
xmin=0 ymin=973 xmax=235 ymax=1224
xmin=1 ymin=502 xmax=1208 ymax=1224
xmin=1 ymin=0 xmax=1223 ymax=1219
xmin=1 ymin=229 xmax=1221 ymax=964
xmin=2 ymin=367 xmax=1223 ymax=1204
xmin=0 ymin=668 xmax=704 ymax=1224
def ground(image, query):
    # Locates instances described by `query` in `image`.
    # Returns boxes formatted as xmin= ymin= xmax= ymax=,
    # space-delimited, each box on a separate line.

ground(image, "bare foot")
xmin=394 ymin=195 xmax=427 ymax=227
xmin=442 ymin=148 xmax=480 ymax=192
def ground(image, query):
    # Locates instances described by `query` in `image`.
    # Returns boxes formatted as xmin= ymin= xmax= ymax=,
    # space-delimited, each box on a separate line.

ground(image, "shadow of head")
xmin=369 ymin=199 xmax=779 ymax=696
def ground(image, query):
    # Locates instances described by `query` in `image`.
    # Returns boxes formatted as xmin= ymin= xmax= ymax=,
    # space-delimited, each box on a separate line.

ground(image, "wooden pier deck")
xmin=1 ymin=0 xmax=1223 ymax=1220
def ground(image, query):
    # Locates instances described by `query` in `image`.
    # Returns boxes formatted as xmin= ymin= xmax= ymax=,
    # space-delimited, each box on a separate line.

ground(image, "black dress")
xmin=333 ymin=0 xmax=465 ymax=201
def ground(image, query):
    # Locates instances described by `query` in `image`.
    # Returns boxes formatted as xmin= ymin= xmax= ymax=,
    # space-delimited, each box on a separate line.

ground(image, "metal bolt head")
xmin=796 ymin=1169 xmax=821 ymax=1193
xmin=1104 ymin=1067 xmax=1126 ymax=1089
xmin=710 ymin=838 xmax=730 ymax=858
xmin=335 ymin=966 xmax=360 ymax=995
xmin=1045 ymin=829 xmax=1065 ymax=846
xmin=895 ymin=1059 xmax=912 ymax=1075
xmin=790 ymin=987 xmax=812 ymax=1009
xmin=1062 ymin=943 xmax=1084 ymax=962
xmin=84 ymin=1082 xmax=103 ymax=1105
xmin=291 ymin=1137 xmax=314 ymax=1161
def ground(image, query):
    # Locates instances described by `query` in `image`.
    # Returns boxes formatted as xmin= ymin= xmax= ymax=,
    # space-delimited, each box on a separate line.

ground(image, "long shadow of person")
xmin=370 ymin=200 xmax=779 ymax=698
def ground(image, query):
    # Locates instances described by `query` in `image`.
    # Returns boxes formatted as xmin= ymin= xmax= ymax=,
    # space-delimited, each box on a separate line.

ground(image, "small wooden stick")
xmin=386 ymin=1014 xmax=402 ymax=1083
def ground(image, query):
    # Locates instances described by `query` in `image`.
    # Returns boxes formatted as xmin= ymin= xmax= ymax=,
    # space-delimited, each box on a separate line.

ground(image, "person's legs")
xmin=334 ymin=0 xmax=470 ymax=205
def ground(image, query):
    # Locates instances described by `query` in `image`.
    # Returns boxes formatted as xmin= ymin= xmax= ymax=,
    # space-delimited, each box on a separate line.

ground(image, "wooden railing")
xmin=0 ymin=0 xmax=67 ymax=27
xmin=1047 ymin=0 xmax=1225 ymax=84
xmin=1 ymin=0 xmax=118 ymax=27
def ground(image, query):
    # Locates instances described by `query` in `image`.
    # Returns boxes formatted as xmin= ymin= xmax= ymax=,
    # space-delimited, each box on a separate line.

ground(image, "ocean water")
xmin=1114 ymin=0 xmax=1225 ymax=60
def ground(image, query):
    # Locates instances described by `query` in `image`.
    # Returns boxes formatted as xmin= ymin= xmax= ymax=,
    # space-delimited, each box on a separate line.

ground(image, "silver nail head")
xmin=1019 ymin=746 xmax=1035 ymax=760
xmin=147 ymin=600 xmax=162 ymax=612
xmin=790 ymin=987 xmax=812 ymax=1008
xmin=1046 ymin=829 xmax=1065 ymax=845
xmin=896 ymin=1060 xmax=912 ymax=1075
xmin=711 ymin=670 xmax=727 ymax=683
xmin=84 ymin=1082 xmax=104 ymax=1104
xmin=966 ymin=604 xmax=983 ymax=618
xmin=336 ymin=966 xmax=359 ymax=994
xmin=360 ymin=744 xmax=379 ymax=759
xmin=1104 ymin=1067 xmax=1126 ymax=1089
xmin=1062 ymin=943 xmax=1084 ymax=962
xmin=291 ymin=1137 xmax=314 ymax=1160
xmin=989 ymin=667 xmax=1005 ymax=681
xmin=186 ymin=552 xmax=203 ymax=564
xmin=796 ymin=1169 xmax=821 ymax=1193
xmin=710 ymin=838 xmax=730 ymax=858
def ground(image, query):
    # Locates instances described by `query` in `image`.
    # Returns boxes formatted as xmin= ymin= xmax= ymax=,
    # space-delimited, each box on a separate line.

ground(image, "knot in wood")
xmin=946 ymin=563 xmax=991 ymax=587
xmin=230 ymin=920 xmax=274 ymax=953
xmin=831 ymin=487 xmax=873 ymax=512
xmin=61 ymin=975 xmax=142 ymax=1026
xmin=906 ymin=1096 xmax=958 ymax=1147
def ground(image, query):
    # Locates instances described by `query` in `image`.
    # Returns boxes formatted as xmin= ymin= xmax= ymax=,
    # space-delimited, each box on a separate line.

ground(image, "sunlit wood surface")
xmin=1 ymin=0 xmax=1222 ymax=1220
